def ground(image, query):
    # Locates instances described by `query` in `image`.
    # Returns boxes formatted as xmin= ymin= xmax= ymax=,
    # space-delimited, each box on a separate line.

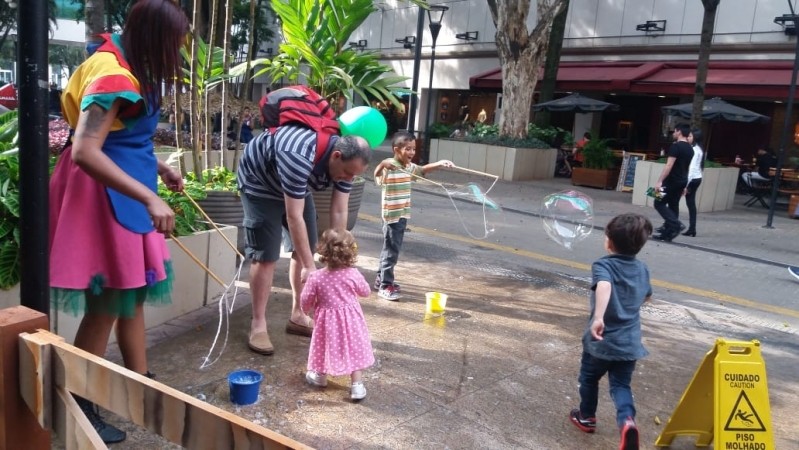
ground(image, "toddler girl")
xmin=301 ymin=229 xmax=374 ymax=400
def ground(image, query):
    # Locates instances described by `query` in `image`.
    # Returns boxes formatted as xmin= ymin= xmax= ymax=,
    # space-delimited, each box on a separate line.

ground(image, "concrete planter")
xmin=429 ymin=138 xmax=557 ymax=181
xmin=631 ymin=161 xmax=738 ymax=212
xmin=196 ymin=190 xmax=245 ymax=251
xmin=312 ymin=178 xmax=366 ymax=236
xmin=0 ymin=227 xmax=238 ymax=344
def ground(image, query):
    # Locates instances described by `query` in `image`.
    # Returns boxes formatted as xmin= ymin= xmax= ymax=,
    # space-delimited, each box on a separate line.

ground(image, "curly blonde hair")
xmin=317 ymin=229 xmax=358 ymax=269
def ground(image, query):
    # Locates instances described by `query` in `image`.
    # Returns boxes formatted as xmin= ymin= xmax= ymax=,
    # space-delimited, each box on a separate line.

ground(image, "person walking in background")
xmin=373 ymin=131 xmax=453 ymax=301
xmin=682 ymin=128 xmax=704 ymax=237
xmin=48 ymin=0 xmax=188 ymax=443
xmin=652 ymin=124 xmax=694 ymax=242
xmin=569 ymin=213 xmax=653 ymax=450
xmin=301 ymin=229 xmax=374 ymax=401
xmin=240 ymin=106 xmax=254 ymax=143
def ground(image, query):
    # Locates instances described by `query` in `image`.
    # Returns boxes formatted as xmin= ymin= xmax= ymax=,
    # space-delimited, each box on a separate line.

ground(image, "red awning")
xmin=470 ymin=60 xmax=799 ymax=100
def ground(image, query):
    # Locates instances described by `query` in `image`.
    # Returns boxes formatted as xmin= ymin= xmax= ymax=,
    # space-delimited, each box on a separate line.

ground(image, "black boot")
xmin=75 ymin=396 xmax=127 ymax=444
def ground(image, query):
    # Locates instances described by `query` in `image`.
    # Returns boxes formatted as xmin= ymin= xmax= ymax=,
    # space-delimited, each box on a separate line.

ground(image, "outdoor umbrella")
xmin=533 ymin=92 xmax=620 ymax=113
xmin=661 ymin=97 xmax=770 ymax=158
xmin=661 ymin=97 xmax=770 ymax=123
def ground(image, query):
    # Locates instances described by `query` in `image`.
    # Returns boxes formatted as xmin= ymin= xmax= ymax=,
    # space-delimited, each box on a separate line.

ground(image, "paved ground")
xmin=61 ymin=147 xmax=799 ymax=449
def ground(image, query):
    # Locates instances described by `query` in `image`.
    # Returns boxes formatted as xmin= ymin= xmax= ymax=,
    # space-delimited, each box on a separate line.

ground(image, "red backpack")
xmin=259 ymin=86 xmax=340 ymax=163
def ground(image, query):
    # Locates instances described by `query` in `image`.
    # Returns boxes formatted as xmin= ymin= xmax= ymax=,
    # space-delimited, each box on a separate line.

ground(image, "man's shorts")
xmin=240 ymin=192 xmax=317 ymax=262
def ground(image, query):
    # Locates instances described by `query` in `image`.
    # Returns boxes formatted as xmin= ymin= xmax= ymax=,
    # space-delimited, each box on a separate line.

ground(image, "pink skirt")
xmin=49 ymin=147 xmax=173 ymax=317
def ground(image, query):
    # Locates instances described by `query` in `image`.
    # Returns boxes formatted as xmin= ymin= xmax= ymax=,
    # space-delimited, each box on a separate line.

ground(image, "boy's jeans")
xmin=377 ymin=218 xmax=407 ymax=287
xmin=578 ymin=351 xmax=637 ymax=428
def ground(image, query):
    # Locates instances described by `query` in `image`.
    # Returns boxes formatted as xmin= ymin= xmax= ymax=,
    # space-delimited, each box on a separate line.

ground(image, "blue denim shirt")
xmin=583 ymin=254 xmax=652 ymax=361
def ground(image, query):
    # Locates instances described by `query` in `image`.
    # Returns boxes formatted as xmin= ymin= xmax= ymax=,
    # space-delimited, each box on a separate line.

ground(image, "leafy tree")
xmin=487 ymin=0 xmax=568 ymax=138
xmin=236 ymin=0 xmax=411 ymax=108
xmin=0 ymin=1 xmax=59 ymax=53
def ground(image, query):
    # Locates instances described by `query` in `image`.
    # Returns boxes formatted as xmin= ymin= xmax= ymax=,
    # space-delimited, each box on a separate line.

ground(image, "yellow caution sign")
xmin=655 ymin=339 xmax=774 ymax=449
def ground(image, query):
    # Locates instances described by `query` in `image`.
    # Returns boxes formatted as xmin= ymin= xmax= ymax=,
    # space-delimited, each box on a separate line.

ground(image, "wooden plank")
xmin=0 ymin=306 xmax=51 ymax=449
xmin=17 ymin=330 xmax=59 ymax=430
xmin=19 ymin=330 xmax=310 ymax=449
xmin=54 ymin=386 xmax=106 ymax=450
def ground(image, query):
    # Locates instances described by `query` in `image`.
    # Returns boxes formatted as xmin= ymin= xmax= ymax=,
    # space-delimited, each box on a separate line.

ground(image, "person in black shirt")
xmin=742 ymin=147 xmax=777 ymax=187
xmin=653 ymin=124 xmax=694 ymax=242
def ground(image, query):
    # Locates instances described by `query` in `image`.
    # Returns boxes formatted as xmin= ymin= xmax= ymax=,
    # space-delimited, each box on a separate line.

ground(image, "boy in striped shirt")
xmin=373 ymin=131 xmax=452 ymax=300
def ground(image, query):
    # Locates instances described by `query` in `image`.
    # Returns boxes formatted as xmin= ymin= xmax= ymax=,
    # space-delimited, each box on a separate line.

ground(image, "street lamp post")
xmin=421 ymin=5 xmax=448 ymax=164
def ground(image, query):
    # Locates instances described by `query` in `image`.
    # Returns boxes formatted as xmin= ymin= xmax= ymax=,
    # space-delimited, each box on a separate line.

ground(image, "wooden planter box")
xmin=429 ymin=138 xmax=557 ymax=181
xmin=631 ymin=161 xmax=738 ymax=212
xmin=572 ymin=167 xmax=621 ymax=190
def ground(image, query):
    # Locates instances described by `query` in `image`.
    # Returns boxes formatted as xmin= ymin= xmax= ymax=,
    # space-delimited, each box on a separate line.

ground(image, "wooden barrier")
xmin=17 ymin=329 xmax=309 ymax=450
xmin=0 ymin=306 xmax=51 ymax=449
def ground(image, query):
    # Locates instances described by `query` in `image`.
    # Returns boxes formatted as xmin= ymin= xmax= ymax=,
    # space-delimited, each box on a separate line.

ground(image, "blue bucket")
xmin=228 ymin=369 xmax=263 ymax=405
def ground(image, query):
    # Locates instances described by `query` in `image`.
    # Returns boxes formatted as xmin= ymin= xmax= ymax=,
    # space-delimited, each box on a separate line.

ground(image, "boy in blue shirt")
xmin=569 ymin=213 xmax=653 ymax=450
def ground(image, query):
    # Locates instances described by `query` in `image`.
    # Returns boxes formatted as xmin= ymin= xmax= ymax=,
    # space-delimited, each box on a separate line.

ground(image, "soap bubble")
xmin=540 ymin=190 xmax=594 ymax=250
xmin=447 ymin=182 xmax=504 ymax=239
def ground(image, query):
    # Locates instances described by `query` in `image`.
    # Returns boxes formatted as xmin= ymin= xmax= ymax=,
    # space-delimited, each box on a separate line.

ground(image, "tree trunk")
xmin=535 ymin=0 xmax=569 ymax=128
xmin=84 ymin=0 xmax=105 ymax=44
xmin=190 ymin=0 xmax=203 ymax=181
xmin=692 ymin=0 xmax=720 ymax=132
xmin=488 ymin=0 xmax=567 ymax=138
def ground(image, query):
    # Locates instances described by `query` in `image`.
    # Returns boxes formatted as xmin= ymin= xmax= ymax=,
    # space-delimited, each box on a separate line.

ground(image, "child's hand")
xmin=437 ymin=159 xmax=454 ymax=168
xmin=590 ymin=318 xmax=605 ymax=340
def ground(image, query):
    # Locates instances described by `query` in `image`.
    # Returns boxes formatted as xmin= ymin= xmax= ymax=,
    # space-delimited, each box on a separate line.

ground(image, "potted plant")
xmin=572 ymin=137 xmax=620 ymax=189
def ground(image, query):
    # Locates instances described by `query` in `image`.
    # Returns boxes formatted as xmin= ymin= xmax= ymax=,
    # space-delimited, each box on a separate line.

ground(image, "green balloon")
xmin=338 ymin=106 xmax=387 ymax=148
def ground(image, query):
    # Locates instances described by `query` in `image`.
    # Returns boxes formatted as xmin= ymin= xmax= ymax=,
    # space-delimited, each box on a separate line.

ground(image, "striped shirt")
xmin=380 ymin=158 xmax=424 ymax=224
xmin=236 ymin=125 xmax=351 ymax=200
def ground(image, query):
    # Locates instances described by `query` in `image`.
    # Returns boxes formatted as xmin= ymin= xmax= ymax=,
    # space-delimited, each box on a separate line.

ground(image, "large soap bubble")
xmin=338 ymin=106 xmax=388 ymax=148
xmin=447 ymin=182 xmax=504 ymax=239
xmin=540 ymin=190 xmax=594 ymax=250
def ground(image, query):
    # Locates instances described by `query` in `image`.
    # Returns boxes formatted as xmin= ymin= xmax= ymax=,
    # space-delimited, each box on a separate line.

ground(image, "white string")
xmin=199 ymin=257 xmax=245 ymax=369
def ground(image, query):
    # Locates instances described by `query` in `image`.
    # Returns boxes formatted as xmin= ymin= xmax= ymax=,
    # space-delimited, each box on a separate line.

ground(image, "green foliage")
xmin=181 ymin=36 xmax=232 ymax=96
xmin=471 ymin=122 xmax=499 ymax=138
xmin=446 ymin=121 xmax=549 ymax=149
xmin=427 ymin=122 xmax=453 ymax=139
xmin=527 ymin=124 xmax=573 ymax=148
xmin=231 ymin=0 xmax=411 ymax=108
xmin=158 ymin=166 xmax=238 ymax=237
xmin=581 ymin=138 xmax=614 ymax=169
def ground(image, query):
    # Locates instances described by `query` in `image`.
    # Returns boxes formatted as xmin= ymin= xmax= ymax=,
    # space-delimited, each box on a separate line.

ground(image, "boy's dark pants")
xmin=377 ymin=218 xmax=407 ymax=287
xmin=578 ymin=351 xmax=637 ymax=428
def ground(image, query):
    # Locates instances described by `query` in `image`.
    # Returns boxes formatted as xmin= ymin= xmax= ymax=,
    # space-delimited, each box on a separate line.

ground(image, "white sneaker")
xmin=350 ymin=382 xmax=367 ymax=400
xmin=305 ymin=371 xmax=327 ymax=387
xmin=789 ymin=266 xmax=799 ymax=282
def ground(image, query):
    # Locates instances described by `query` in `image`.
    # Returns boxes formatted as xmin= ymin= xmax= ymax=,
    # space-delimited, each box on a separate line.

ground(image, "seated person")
xmin=572 ymin=132 xmax=591 ymax=167
xmin=742 ymin=147 xmax=777 ymax=187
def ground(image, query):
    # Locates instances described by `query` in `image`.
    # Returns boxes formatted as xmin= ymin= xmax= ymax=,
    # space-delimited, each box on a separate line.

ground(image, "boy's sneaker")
xmin=619 ymin=417 xmax=639 ymax=450
xmin=351 ymin=382 xmax=367 ymax=401
xmin=569 ymin=409 xmax=596 ymax=433
xmin=378 ymin=285 xmax=401 ymax=301
xmin=305 ymin=371 xmax=327 ymax=387
xmin=789 ymin=266 xmax=799 ymax=281
xmin=373 ymin=276 xmax=401 ymax=293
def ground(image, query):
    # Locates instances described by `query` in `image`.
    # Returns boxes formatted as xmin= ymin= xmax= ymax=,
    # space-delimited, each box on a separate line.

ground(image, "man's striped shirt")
xmin=236 ymin=125 xmax=351 ymax=200
xmin=380 ymin=158 xmax=423 ymax=224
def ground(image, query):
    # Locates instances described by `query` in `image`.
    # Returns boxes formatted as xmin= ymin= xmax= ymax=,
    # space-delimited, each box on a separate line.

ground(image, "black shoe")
xmin=655 ymin=223 xmax=683 ymax=234
xmin=75 ymin=396 xmax=127 ymax=444
xmin=653 ymin=231 xmax=678 ymax=242
xmin=682 ymin=230 xmax=696 ymax=237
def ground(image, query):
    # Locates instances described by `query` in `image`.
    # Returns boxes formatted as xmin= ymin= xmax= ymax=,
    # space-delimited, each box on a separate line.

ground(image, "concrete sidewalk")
xmin=81 ymin=149 xmax=798 ymax=449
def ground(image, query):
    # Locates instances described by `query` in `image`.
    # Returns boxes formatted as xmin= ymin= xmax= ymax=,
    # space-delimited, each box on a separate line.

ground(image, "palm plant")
xmin=232 ymin=0 xmax=411 ymax=109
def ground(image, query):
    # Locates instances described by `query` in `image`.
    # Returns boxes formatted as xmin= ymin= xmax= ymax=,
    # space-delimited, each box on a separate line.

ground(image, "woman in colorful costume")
xmin=48 ymin=0 xmax=189 ymax=443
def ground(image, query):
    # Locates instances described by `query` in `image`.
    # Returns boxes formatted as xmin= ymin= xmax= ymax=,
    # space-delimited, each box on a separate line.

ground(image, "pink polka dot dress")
xmin=301 ymin=267 xmax=374 ymax=376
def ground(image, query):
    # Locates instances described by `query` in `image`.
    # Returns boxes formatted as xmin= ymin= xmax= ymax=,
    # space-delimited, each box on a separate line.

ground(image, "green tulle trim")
xmin=52 ymin=260 xmax=174 ymax=319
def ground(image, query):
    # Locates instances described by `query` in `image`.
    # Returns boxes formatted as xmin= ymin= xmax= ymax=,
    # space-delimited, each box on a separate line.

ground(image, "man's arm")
xmin=655 ymin=156 xmax=676 ymax=189
xmin=329 ymin=188 xmax=350 ymax=229
xmin=284 ymin=195 xmax=315 ymax=276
